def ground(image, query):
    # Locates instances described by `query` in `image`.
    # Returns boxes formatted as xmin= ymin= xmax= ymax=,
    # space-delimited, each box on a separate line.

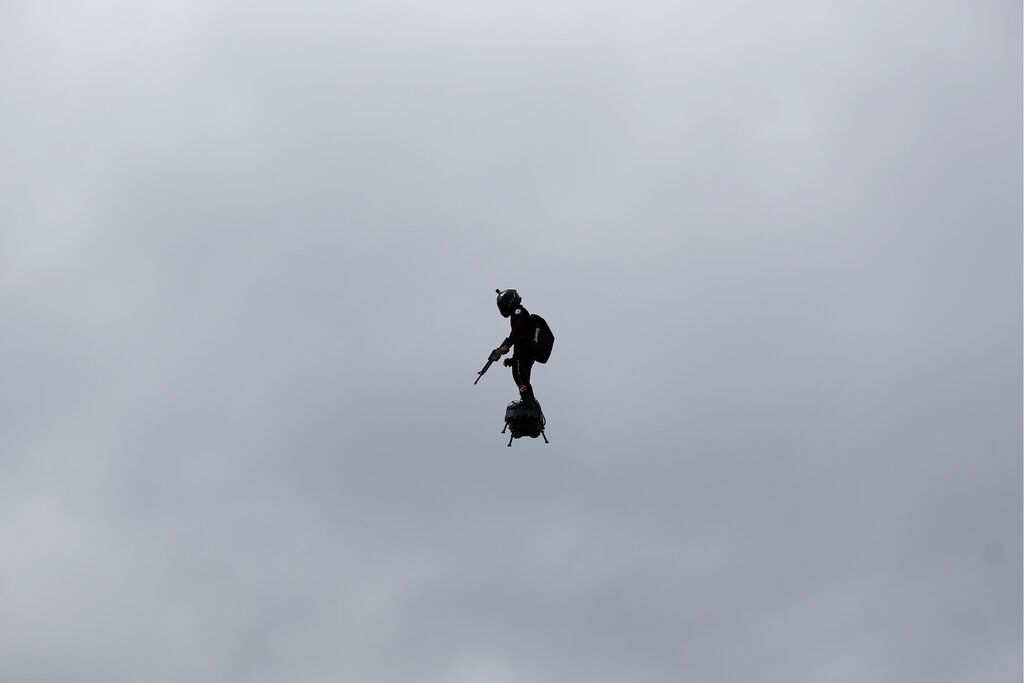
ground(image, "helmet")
xmin=495 ymin=289 xmax=522 ymax=317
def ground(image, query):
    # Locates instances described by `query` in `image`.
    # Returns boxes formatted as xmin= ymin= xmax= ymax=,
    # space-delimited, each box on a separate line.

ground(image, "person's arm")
xmin=499 ymin=310 xmax=527 ymax=354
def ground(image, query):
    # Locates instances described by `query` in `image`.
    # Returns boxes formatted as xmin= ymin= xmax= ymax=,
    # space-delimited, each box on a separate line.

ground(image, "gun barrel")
xmin=474 ymin=361 xmax=491 ymax=384
xmin=474 ymin=348 xmax=503 ymax=385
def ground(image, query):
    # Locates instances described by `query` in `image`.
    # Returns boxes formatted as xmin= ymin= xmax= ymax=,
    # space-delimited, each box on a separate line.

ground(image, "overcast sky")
xmin=1 ymin=1 xmax=1021 ymax=681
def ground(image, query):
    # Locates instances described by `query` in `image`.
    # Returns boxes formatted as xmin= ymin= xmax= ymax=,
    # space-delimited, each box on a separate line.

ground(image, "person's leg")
xmin=511 ymin=356 xmax=536 ymax=405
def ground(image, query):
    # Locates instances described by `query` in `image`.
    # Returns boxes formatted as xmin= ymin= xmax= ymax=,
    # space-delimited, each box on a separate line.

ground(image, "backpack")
xmin=529 ymin=314 xmax=555 ymax=363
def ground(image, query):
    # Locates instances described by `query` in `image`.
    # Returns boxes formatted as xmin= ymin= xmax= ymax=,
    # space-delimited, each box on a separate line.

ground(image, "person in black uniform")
xmin=495 ymin=289 xmax=538 ymax=407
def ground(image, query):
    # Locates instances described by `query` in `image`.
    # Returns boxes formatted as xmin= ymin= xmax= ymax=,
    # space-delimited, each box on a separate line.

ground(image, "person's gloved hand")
xmin=503 ymin=358 xmax=513 ymax=367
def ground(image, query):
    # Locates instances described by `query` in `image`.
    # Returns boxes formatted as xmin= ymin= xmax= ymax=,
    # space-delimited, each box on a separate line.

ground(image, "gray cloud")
xmin=1 ymin=0 xmax=1019 ymax=681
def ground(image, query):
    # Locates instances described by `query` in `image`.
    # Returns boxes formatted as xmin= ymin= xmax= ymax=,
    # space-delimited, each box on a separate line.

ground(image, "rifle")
xmin=474 ymin=348 xmax=503 ymax=385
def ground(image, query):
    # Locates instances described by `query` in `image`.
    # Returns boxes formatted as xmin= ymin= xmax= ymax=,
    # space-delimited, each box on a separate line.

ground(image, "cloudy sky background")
xmin=1 ymin=1 xmax=1021 ymax=681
